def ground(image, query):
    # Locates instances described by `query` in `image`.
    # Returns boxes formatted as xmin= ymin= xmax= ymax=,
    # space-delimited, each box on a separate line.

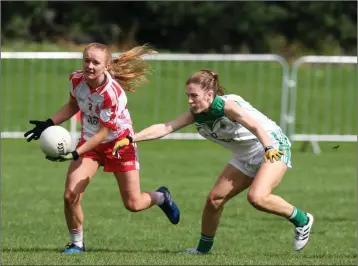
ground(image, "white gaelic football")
xmin=39 ymin=126 xmax=72 ymax=157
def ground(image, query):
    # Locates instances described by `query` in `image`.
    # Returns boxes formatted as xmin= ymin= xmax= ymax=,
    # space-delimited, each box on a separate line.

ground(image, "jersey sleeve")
xmin=69 ymin=72 xmax=76 ymax=99
xmin=99 ymin=90 xmax=127 ymax=130
xmin=69 ymin=70 xmax=83 ymax=99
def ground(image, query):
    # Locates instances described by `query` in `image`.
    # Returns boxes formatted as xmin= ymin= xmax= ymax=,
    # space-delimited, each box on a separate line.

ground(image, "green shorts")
xmin=270 ymin=129 xmax=292 ymax=168
xmin=229 ymin=129 xmax=292 ymax=178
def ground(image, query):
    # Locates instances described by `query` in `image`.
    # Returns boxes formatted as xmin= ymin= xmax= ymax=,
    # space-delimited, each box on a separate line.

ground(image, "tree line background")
xmin=2 ymin=1 xmax=357 ymax=58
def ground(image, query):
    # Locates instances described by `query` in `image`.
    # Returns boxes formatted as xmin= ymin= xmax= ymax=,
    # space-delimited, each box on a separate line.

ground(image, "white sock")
xmin=150 ymin=192 xmax=165 ymax=205
xmin=70 ymin=226 xmax=83 ymax=248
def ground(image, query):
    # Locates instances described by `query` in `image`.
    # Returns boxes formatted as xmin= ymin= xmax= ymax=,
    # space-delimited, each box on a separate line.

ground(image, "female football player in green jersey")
xmin=112 ymin=69 xmax=314 ymax=253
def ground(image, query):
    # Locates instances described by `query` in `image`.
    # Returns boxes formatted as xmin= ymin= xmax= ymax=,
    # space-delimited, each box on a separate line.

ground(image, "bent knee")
xmin=247 ymin=191 xmax=268 ymax=208
xmin=64 ymin=189 xmax=81 ymax=206
xmin=123 ymin=199 xmax=143 ymax=212
xmin=205 ymin=194 xmax=226 ymax=212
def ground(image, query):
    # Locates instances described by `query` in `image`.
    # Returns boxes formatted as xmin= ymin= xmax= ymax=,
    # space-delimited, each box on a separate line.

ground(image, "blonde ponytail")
xmin=108 ymin=45 xmax=157 ymax=92
xmin=83 ymin=42 xmax=157 ymax=92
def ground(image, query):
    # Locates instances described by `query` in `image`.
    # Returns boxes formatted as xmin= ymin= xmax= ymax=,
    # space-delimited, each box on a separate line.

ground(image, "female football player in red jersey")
xmin=24 ymin=43 xmax=180 ymax=254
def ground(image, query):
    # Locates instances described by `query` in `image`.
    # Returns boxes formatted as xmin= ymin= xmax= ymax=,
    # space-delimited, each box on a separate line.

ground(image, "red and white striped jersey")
xmin=69 ymin=70 xmax=133 ymax=142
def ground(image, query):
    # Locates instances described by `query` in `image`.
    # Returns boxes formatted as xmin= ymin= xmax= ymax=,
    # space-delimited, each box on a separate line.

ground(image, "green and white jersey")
xmin=192 ymin=94 xmax=280 ymax=151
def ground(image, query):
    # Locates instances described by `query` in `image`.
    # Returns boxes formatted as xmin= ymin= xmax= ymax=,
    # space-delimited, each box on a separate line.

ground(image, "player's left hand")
xmin=112 ymin=135 xmax=133 ymax=156
xmin=46 ymin=151 xmax=80 ymax=162
xmin=264 ymin=146 xmax=284 ymax=163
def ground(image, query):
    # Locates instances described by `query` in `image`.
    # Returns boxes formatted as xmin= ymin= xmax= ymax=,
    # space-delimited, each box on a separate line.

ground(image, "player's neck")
xmin=87 ymin=73 xmax=107 ymax=90
xmin=202 ymin=96 xmax=215 ymax=113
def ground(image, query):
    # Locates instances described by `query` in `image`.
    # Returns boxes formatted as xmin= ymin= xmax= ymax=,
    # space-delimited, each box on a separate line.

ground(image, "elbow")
xmin=163 ymin=123 xmax=174 ymax=135
xmin=249 ymin=126 xmax=264 ymax=139
xmin=71 ymin=105 xmax=80 ymax=115
xmin=99 ymin=134 xmax=108 ymax=143
xmin=101 ymin=130 xmax=110 ymax=140
xmin=246 ymin=124 xmax=259 ymax=134
xmin=68 ymin=102 xmax=79 ymax=114
xmin=165 ymin=126 xmax=174 ymax=135
xmin=97 ymin=130 xmax=110 ymax=142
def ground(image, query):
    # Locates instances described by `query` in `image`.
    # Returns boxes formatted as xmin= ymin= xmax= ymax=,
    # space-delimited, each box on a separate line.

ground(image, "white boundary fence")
xmin=1 ymin=52 xmax=290 ymax=141
xmin=287 ymin=56 xmax=357 ymax=154
xmin=1 ymin=52 xmax=356 ymax=154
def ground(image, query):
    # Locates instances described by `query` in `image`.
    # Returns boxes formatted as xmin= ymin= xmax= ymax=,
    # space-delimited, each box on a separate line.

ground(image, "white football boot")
xmin=293 ymin=213 xmax=314 ymax=251
xmin=183 ymin=248 xmax=204 ymax=254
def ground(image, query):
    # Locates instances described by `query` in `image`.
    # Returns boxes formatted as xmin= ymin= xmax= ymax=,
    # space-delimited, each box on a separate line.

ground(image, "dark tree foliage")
xmin=1 ymin=1 xmax=356 ymax=55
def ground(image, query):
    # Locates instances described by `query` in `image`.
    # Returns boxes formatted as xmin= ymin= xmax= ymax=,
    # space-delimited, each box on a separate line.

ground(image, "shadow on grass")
xmin=262 ymin=251 xmax=357 ymax=259
xmin=298 ymin=253 xmax=357 ymax=259
xmin=2 ymin=247 xmax=184 ymax=254
xmin=87 ymin=248 xmax=183 ymax=254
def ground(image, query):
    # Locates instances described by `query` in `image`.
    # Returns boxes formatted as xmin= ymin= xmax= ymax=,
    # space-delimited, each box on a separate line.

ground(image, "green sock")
xmin=289 ymin=207 xmax=308 ymax=227
xmin=197 ymin=233 xmax=214 ymax=253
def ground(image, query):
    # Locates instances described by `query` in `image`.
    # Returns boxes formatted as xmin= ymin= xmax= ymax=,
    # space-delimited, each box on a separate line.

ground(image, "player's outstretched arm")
xmin=224 ymin=100 xmax=283 ymax=162
xmin=112 ymin=111 xmax=194 ymax=155
xmin=224 ymin=100 xmax=271 ymax=146
xmin=135 ymin=111 xmax=194 ymax=142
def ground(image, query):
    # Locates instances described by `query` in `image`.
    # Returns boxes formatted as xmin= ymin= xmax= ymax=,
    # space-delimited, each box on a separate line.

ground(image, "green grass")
xmin=1 ymin=139 xmax=357 ymax=265
xmin=1 ymin=52 xmax=357 ymax=264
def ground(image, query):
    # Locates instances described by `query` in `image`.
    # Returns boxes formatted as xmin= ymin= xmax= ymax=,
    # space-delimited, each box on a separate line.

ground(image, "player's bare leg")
xmin=186 ymin=164 xmax=252 ymax=254
xmin=62 ymin=158 xmax=99 ymax=253
xmin=247 ymin=160 xmax=314 ymax=251
xmin=114 ymin=170 xmax=180 ymax=224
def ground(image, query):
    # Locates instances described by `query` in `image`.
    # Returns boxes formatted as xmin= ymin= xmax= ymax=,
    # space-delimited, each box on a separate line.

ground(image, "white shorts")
xmin=229 ymin=129 xmax=292 ymax=178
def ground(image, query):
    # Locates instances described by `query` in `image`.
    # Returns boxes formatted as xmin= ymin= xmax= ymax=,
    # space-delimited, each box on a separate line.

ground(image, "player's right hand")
xmin=264 ymin=145 xmax=284 ymax=163
xmin=46 ymin=150 xmax=80 ymax=162
xmin=112 ymin=136 xmax=133 ymax=156
xmin=24 ymin=118 xmax=54 ymax=142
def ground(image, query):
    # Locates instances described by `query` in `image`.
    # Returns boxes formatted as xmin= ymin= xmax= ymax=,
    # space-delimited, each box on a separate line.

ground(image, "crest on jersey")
xmin=95 ymin=105 xmax=100 ymax=115
xmin=100 ymin=108 xmax=113 ymax=122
